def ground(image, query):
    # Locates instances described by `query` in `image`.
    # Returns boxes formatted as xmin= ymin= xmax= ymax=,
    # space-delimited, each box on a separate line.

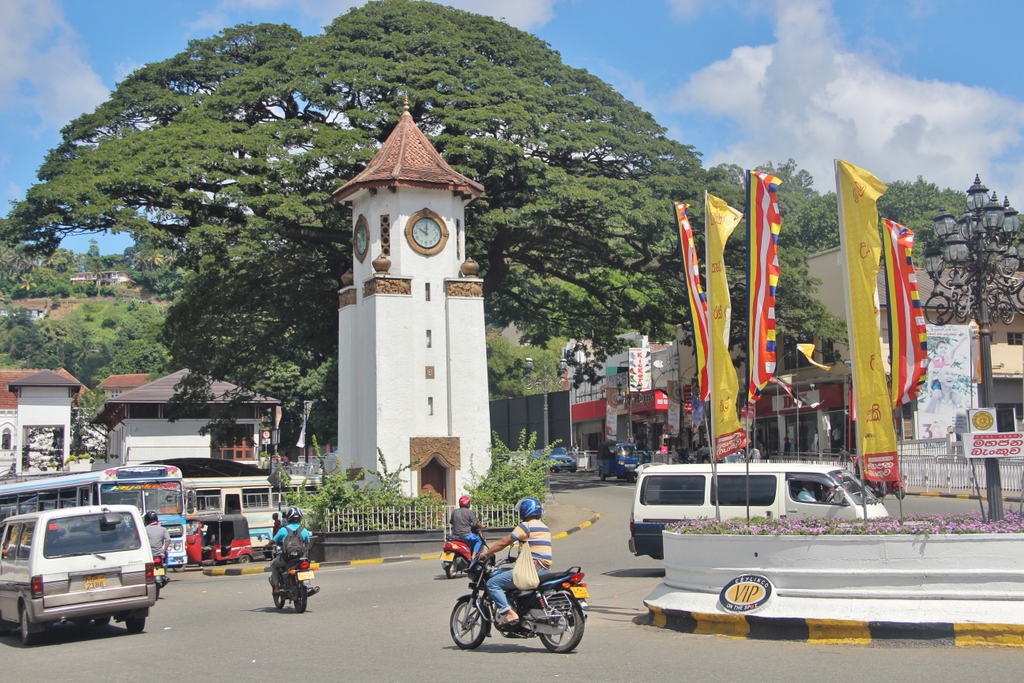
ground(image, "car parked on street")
xmin=530 ymin=447 xmax=579 ymax=473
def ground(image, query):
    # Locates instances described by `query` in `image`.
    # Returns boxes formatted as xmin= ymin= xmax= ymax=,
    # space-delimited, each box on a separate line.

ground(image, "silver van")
xmin=0 ymin=505 xmax=157 ymax=645
xmin=629 ymin=463 xmax=889 ymax=559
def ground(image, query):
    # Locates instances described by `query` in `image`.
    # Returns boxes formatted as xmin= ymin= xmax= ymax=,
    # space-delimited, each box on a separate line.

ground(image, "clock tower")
xmin=332 ymin=102 xmax=491 ymax=502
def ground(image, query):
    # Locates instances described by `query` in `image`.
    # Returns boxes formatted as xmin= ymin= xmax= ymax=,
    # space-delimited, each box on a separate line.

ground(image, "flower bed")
xmin=668 ymin=511 xmax=1024 ymax=536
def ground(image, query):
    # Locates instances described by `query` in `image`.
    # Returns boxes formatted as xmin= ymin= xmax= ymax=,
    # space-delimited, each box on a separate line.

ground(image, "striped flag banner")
xmin=675 ymin=201 xmax=710 ymax=401
xmin=745 ymin=171 xmax=783 ymax=405
xmin=882 ymin=219 xmax=928 ymax=407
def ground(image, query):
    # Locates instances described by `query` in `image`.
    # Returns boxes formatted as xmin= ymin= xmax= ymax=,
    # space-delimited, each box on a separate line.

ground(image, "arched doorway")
xmin=419 ymin=457 xmax=449 ymax=502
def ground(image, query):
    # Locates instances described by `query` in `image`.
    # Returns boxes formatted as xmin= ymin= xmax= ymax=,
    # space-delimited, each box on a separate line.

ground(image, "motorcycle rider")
xmin=270 ymin=506 xmax=313 ymax=594
xmin=144 ymin=511 xmax=169 ymax=561
xmin=449 ymin=495 xmax=485 ymax=558
xmin=477 ymin=497 xmax=552 ymax=626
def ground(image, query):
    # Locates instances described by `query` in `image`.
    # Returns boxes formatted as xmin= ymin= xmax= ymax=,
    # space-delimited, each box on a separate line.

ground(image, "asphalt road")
xmin=3 ymin=477 xmax=1021 ymax=682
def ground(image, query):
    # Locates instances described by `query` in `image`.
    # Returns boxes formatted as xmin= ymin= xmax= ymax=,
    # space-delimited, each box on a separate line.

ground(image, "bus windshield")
xmin=99 ymin=482 xmax=183 ymax=515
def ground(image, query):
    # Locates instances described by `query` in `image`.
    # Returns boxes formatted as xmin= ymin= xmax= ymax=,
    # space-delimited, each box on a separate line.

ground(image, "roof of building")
xmin=103 ymin=369 xmax=278 ymax=405
xmin=1 ymin=368 xmax=82 ymax=409
xmin=98 ymin=373 xmax=153 ymax=390
xmin=332 ymin=103 xmax=484 ymax=202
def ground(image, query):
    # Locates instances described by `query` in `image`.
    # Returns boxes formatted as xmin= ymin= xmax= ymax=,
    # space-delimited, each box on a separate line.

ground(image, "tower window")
xmin=426 ymin=330 xmax=432 ymax=348
xmin=1009 ymin=332 xmax=1023 ymax=346
xmin=428 ymin=397 xmax=434 ymax=416
xmin=425 ymin=283 xmax=431 ymax=301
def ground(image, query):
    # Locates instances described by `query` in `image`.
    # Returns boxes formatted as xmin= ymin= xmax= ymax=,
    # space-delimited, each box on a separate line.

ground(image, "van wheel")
xmin=125 ymin=617 xmax=146 ymax=634
xmin=19 ymin=607 xmax=37 ymax=647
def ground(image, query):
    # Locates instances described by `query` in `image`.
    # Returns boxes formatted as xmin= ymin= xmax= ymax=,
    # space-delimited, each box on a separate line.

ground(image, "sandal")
xmin=497 ymin=609 xmax=519 ymax=626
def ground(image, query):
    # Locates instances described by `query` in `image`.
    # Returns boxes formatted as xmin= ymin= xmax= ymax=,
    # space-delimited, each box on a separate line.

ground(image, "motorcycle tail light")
xmin=31 ymin=575 xmax=44 ymax=598
xmin=569 ymin=572 xmax=585 ymax=584
xmin=443 ymin=542 xmax=454 ymax=551
xmin=145 ymin=563 xmax=155 ymax=583
xmin=153 ymin=555 xmax=163 ymax=566
xmin=299 ymin=560 xmax=310 ymax=571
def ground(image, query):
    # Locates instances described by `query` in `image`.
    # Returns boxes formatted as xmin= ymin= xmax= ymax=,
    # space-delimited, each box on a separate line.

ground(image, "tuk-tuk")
xmin=597 ymin=442 xmax=640 ymax=482
xmin=186 ymin=514 xmax=256 ymax=565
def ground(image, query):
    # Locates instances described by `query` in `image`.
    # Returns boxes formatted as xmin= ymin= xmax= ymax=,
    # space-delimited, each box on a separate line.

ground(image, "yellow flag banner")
xmin=706 ymin=193 xmax=747 ymax=458
xmin=835 ymin=159 xmax=897 ymax=481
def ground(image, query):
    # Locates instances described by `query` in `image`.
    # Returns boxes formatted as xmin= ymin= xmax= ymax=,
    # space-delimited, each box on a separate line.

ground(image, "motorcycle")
xmin=449 ymin=556 xmax=589 ymax=653
xmin=153 ymin=555 xmax=169 ymax=599
xmin=865 ymin=478 xmax=906 ymax=500
xmin=271 ymin=547 xmax=321 ymax=614
xmin=442 ymin=528 xmax=485 ymax=579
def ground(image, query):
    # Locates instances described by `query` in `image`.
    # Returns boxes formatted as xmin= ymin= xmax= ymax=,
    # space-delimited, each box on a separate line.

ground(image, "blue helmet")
xmin=516 ymin=497 xmax=543 ymax=521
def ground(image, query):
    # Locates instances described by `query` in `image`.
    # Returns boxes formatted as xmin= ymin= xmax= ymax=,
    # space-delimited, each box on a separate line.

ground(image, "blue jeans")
xmin=461 ymin=533 xmax=483 ymax=555
xmin=486 ymin=567 xmax=552 ymax=613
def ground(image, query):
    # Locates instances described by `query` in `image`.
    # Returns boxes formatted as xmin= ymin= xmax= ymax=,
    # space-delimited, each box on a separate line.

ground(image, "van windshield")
xmin=43 ymin=513 xmax=142 ymax=558
xmin=831 ymin=470 xmax=880 ymax=505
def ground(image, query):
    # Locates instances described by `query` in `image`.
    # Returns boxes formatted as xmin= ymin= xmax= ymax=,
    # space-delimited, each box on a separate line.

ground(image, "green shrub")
xmin=465 ymin=430 xmax=551 ymax=507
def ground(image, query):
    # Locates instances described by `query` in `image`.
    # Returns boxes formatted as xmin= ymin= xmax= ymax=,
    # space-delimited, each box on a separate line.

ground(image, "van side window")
xmin=16 ymin=522 xmax=34 ymax=562
xmin=787 ymin=475 xmax=842 ymax=504
xmin=1 ymin=523 xmax=21 ymax=560
xmin=640 ymin=475 xmax=706 ymax=506
xmin=712 ymin=475 xmax=777 ymax=506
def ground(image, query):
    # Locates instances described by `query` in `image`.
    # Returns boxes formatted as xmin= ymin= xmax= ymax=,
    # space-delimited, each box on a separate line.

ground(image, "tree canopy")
xmin=3 ymin=0 xmax=846 ymax=422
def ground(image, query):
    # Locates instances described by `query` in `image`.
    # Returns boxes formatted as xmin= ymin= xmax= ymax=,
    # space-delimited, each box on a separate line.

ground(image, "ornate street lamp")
xmin=523 ymin=356 xmax=568 ymax=448
xmin=924 ymin=175 xmax=1024 ymax=520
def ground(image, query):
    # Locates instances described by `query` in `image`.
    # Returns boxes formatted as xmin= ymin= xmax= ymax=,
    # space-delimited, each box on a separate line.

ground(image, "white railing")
xmin=315 ymin=503 xmax=518 ymax=533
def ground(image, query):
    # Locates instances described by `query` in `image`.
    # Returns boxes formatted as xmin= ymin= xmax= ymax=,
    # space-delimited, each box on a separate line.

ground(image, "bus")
xmin=0 ymin=465 xmax=188 ymax=568
xmin=183 ymin=475 xmax=321 ymax=554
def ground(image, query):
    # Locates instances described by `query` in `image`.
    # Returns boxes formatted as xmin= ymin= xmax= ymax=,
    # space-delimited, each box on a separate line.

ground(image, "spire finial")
xmin=403 ymin=94 xmax=409 ymax=113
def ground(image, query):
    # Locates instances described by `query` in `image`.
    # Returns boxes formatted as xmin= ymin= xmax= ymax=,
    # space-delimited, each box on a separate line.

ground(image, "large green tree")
xmin=2 ymin=0 xmax=839 ymax=435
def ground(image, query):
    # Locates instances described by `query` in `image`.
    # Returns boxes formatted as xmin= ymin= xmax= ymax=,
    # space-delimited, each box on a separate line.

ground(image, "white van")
xmin=629 ymin=463 xmax=889 ymax=559
xmin=0 ymin=505 xmax=157 ymax=645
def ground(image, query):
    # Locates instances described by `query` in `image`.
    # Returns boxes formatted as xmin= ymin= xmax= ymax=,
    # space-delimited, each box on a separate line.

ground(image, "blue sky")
xmin=4 ymin=0 xmax=1024 ymax=254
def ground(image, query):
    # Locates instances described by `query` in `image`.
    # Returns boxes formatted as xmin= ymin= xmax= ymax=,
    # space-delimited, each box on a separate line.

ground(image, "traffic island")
xmin=643 ymin=514 xmax=1024 ymax=647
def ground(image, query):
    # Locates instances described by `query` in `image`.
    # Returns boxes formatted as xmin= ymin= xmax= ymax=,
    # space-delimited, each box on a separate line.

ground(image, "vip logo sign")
xmin=719 ymin=574 xmax=774 ymax=614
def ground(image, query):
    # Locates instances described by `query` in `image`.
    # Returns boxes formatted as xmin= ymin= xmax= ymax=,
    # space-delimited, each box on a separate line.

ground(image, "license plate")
xmin=296 ymin=571 xmax=315 ymax=581
xmin=441 ymin=552 xmax=454 ymax=561
xmin=570 ymin=586 xmax=589 ymax=599
xmin=83 ymin=574 xmax=106 ymax=590
xmin=154 ymin=568 xmax=165 ymax=576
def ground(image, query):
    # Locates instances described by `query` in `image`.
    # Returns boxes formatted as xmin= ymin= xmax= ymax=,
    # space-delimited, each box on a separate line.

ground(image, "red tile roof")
xmin=0 ymin=368 xmax=81 ymax=410
xmin=98 ymin=373 xmax=153 ymax=390
xmin=333 ymin=104 xmax=484 ymax=202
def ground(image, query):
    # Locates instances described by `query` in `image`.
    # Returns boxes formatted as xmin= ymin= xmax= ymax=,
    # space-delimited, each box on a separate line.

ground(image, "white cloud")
xmin=191 ymin=0 xmax=559 ymax=34
xmin=674 ymin=0 xmax=1024 ymax=199
xmin=665 ymin=0 xmax=709 ymax=21
xmin=0 ymin=0 xmax=108 ymax=128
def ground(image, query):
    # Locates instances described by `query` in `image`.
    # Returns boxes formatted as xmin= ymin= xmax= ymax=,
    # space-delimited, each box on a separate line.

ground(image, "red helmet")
xmin=458 ymin=495 xmax=471 ymax=508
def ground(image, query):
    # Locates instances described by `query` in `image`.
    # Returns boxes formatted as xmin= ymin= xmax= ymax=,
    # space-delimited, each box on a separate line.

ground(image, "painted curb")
xmin=906 ymin=491 xmax=1022 ymax=503
xmin=645 ymin=605 xmax=1024 ymax=648
xmin=202 ymin=512 xmax=601 ymax=576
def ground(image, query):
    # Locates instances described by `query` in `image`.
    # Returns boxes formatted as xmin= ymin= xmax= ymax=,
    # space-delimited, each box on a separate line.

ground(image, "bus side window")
xmin=186 ymin=489 xmax=197 ymax=514
xmin=225 ymin=494 xmax=242 ymax=515
xmin=78 ymin=487 xmax=91 ymax=506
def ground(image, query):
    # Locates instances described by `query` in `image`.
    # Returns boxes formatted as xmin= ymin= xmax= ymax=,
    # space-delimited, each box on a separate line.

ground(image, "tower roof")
xmin=332 ymin=104 xmax=484 ymax=203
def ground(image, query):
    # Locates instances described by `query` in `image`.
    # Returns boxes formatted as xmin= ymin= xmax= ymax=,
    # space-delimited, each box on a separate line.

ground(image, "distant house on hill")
xmin=97 ymin=373 xmax=153 ymax=398
xmin=1 ymin=307 xmax=47 ymax=321
xmin=69 ymin=271 xmax=133 ymax=286
xmin=92 ymin=369 xmax=279 ymax=467
xmin=0 ymin=368 xmax=83 ymax=475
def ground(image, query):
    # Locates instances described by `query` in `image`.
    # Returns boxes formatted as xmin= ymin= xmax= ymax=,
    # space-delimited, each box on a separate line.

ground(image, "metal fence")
xmin=315 ymin=503 xmax=519 ymax=533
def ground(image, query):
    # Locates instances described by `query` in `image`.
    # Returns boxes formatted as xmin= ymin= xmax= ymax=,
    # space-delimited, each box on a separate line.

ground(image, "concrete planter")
xmin=645 ymin=529 xmax=1024 ymax=626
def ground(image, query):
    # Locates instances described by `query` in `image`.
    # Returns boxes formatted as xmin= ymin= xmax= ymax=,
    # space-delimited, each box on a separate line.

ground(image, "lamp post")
xmin=923 ymin=175 xmax=1023 ymax=521
xmin=523 ymin=356 xmax=568 ymax=449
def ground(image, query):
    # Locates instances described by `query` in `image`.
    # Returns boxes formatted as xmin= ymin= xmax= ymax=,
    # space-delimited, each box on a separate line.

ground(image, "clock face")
xmin=354 ymin=217 xmax=369 ymax=261
xmin=411 ymin=217 xmax=443 ymax=249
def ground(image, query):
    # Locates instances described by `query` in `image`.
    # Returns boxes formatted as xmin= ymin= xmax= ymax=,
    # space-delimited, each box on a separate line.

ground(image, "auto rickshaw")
xmin=186 ymin=513 xmax=256 ymax=565
xmin=597 ymin=441 xmax=640 ymax=482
